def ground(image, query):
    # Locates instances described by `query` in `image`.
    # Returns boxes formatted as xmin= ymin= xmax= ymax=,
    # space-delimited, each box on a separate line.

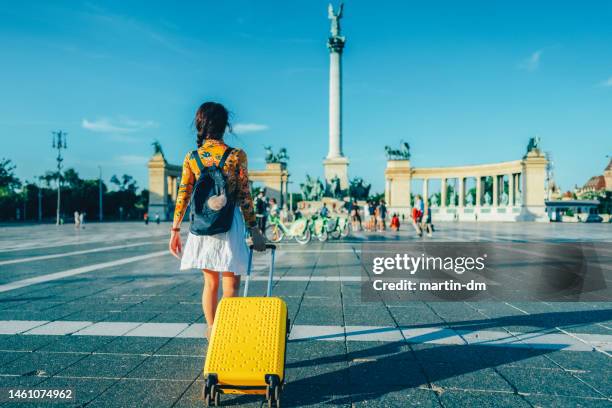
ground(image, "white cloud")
xmin=232 ymin=123 xmax=269 ymax=134
xmin=600 ymin=77 xmax=612 ymax=87
xmin=82 ymin=117 xmax=158 ymax=133
xmin=518 ymin=50 xmax=542 ymax=72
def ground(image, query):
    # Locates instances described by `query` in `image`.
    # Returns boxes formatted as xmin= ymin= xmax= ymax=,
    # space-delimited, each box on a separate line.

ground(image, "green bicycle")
xmin=265 ymin=214 xmax=311 ymax=245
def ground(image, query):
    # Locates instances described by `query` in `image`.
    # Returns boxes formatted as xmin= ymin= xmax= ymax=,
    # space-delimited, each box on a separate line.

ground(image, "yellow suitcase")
xmin=203 ymin=244 xmax=289 ymax=407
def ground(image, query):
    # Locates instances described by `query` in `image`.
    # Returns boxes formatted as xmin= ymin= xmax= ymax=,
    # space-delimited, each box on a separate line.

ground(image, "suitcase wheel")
xmin=265 ymin=375 xmax=282 ymax=408
xmin=203 ymin=375 xmax=220 ymax=407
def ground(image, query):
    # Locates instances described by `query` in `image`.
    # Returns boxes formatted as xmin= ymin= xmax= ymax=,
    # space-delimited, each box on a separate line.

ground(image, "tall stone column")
xmin=508 ymin=173 xmax=514 ymax=207
xmin=440 ymin=178 xmax=447 ymax=208
xmin=475 ymin=176 xmax=482 ymax=207
xmin=492 ymin=175 xmax=498 ymax=207
xmin=323 ymin=3 xmax=349 ymax=189
xmin=458 ymin=177 xmax=465 ymax=208
xmin=422 ymin=179 xmax=429 ymax=208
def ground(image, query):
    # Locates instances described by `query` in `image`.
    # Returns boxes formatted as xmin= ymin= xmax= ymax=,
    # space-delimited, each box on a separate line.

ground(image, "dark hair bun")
xmin=195 ymin=102 xmax=231 ymax=147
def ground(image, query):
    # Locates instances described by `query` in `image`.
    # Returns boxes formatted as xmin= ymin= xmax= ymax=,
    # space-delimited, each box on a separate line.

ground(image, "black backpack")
xmin=189 ymin=147 xmax=235 ymax=236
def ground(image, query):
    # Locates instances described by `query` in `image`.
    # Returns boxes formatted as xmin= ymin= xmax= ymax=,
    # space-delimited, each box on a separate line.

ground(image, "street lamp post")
xmin=98 ymin=165 xmax=103 ymax=222
xmin=37 ymin=180 xmax=42 ymax=222
xmin=52 ymin=130 xmax=68 ymax=225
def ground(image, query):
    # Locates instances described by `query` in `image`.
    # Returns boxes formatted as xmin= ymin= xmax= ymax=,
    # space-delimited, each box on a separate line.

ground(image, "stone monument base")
xmin=323 ymin=156 xmax=349 ymax=190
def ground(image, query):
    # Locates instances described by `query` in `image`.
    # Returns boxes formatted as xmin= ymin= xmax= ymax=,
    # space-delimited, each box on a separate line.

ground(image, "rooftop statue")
xmin=526 ymin=136 xmax=541 ymax=154
xmin=385 ymin=141 xmax=411 ymax=161
xmin=264 ymin=146 xmax=289 ymax=164
xmin=152 ymin=140 xmax=164 ymax=157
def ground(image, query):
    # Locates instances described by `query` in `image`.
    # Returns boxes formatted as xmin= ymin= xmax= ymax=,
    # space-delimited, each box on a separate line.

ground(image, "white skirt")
xmin=180 ymin=207 xmax=250 ymax=275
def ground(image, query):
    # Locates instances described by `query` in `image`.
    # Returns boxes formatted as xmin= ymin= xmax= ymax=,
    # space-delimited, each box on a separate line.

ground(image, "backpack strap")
xmin=191 ymin=150 xmax=205 ymax=172
xmin=218 ymin=147 xmax=234 ymax=169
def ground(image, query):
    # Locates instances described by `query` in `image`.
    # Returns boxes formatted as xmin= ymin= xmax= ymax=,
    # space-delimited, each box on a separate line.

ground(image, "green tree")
xmin=0 ymin=158 xmax=21 ymax=195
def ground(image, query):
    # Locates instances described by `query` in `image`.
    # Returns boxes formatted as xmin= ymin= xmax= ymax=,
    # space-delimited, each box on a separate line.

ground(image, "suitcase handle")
xmin=243 ymin=244 xmax=276 ymax=297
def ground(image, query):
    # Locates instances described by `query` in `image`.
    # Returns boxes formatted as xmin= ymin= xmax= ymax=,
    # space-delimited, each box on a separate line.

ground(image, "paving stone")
xmin=351 ymin=387 xmax=441 ymax=407
xmin=86 ymin=378 xmax=191 ymax=407
xmin=0 ymin=351 xmax=84 ymax=377
xmin=155 ymin=338 xmax=207 ymax=356
xmin=348 ymin=359 xmax=427 ymax=387
xmin=422 ymin=362 xmax=513 ymax=392
xmin=294 ymin=306 xmax=344 ymax=325
xmin=524 ymin=394 xmax=612 ymax=407
xmin=58 ymin=354 xmax=148 ymax=379
xmin=497 ymin=366 xmax=602 ymax=398
xmin=346 ymin=341 xmax=414 ymax=361
xmin=127 ymin=355 xmax=202 ymax=381
xmin=36 ymin=335 xmax=116 ymax=353
xmin=95 ymin=336 xmax=169 ymax=355
xmin=438 ymin=390 xmax=531 ymax=407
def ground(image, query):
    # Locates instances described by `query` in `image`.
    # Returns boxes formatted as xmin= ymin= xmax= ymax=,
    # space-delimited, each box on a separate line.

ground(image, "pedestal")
xmin=323 ymin=156 xmax=349 ymax=190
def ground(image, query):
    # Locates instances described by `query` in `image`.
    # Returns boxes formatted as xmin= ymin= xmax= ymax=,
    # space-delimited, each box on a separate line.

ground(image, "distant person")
xmin=255 ymin=190 xmax=268 ymax=232
xmin=144 ymin=212 xmax=149 ymax=225
xmin=377 ymin=200 xmax=387 ymax=231
xmin=320 ymin=203 xmax=329 ymax=218
xmin=155 ymin=213 xmax=160 ymax=225
xmin=79 ymin=212 xmax=85 ymax=228
xmin=350 ymin=200 xmax=362 ymax=231
xmin=269 ymin=198 xmax=279 ymax=218
xmin=424 ymin=206 xmax=433 ymax=237
xmin=168 ymin=101 xmax=266 ymax=340
xmin=390 ymin=213 xmax=400 ymax=231
xmin=412 ymin=195 xmax=423 ymax=237
xmin=367 ymin=201 xmax=376 ymax=231
xmin=74 ymin=211 xmax=81 ymax=229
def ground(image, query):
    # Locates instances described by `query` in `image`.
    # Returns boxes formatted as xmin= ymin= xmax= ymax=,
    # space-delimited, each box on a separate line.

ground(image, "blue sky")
xmin=1 ymin=0 xmax=611 ymax=194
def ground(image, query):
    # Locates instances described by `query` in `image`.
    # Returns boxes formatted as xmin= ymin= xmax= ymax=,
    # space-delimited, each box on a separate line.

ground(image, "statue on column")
xmin=526 ymin=136 xmax=541 ymax=154
xmin=328 ymin=3 xmax=344 ymax=37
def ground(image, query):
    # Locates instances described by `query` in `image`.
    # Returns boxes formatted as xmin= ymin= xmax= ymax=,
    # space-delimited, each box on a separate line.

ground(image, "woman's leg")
xmin=202 ymin=269 xmax=220 ymax=339
xmin=221 ymin=272 xmax=241 ymax=298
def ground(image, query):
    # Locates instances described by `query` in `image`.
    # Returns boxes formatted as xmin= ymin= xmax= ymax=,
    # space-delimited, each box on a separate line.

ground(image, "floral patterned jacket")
xmin=173 ymin=139 xmax=256 ymax=228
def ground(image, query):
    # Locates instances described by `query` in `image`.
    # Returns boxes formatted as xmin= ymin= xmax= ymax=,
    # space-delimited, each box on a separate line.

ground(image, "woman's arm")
xmin=169 ymin=153 xmax=195 ymax=258
xmin=173 ymin=153 xmax=195 ymax=229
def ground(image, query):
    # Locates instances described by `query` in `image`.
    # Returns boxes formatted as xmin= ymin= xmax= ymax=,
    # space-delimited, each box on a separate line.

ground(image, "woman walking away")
xmin=169 ymin=102 xmax=266 ymax=339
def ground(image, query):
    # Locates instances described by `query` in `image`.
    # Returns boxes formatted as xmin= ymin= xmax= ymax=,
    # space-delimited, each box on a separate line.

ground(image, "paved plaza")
xmin=0 ymin=222 xmax=610 ymax=407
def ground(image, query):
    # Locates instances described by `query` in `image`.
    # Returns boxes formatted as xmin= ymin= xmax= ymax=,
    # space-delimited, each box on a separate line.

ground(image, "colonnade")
xmin=385 ymin=150 xmax=548 ymax=222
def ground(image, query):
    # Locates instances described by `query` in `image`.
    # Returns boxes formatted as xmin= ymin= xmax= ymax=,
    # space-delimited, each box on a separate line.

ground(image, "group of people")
xmin=348 ymin=199 xmax=389 ymax=232
xmin=254 ymin=190 xmax=284 ymax=232
xmin=346 ymin=196 xmax=434 ymax=238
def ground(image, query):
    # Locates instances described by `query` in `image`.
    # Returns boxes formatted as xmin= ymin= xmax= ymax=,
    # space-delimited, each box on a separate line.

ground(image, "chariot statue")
xmin=384 ymin=141 xmax=411 ymax=161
